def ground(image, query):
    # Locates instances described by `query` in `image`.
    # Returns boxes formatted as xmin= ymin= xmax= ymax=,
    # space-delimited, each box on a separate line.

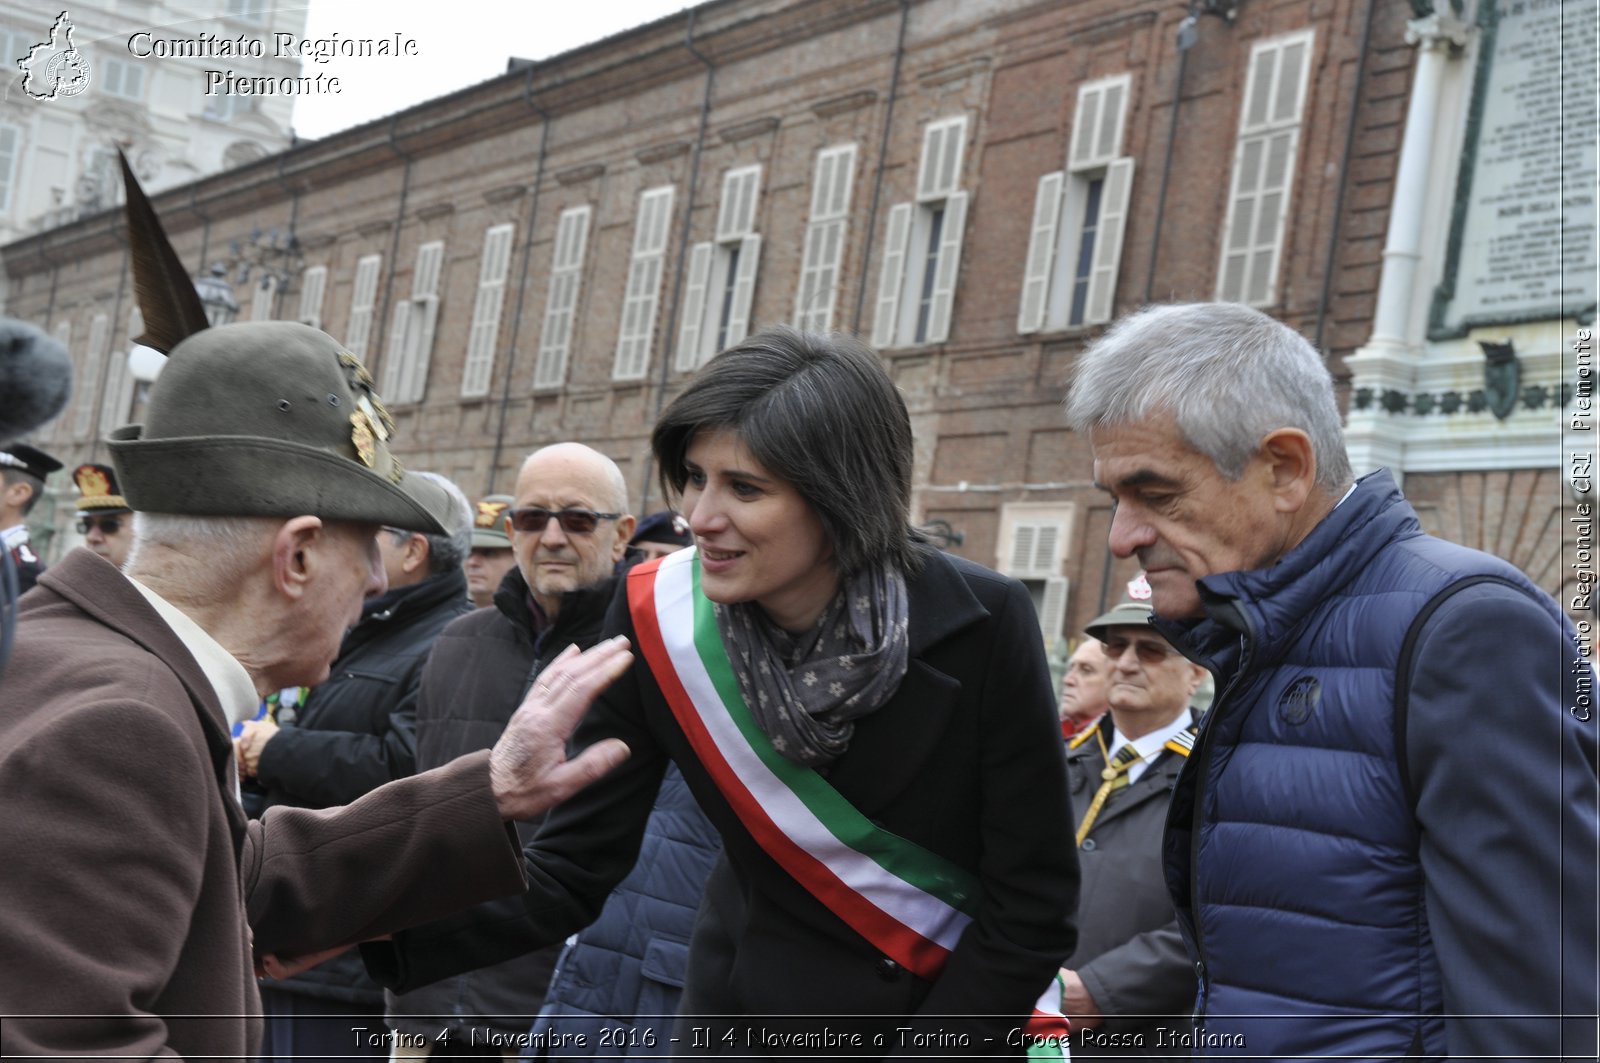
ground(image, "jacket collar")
xmin=904 ymin=547 xmax=990 ymax=656
xmin=38 ymin=549 xmax=249 ymax=853
xmin=340 ymin=565 xmax=468 ymax=656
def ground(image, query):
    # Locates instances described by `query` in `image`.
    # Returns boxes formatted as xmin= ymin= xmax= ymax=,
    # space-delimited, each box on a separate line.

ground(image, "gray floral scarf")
xmin=714 ymin=563 xmax=910 ymax=768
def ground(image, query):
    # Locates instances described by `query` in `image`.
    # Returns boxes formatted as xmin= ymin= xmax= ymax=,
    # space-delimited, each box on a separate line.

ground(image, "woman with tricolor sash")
xmin=371 ymin=328 xmax=1078 ymax=1058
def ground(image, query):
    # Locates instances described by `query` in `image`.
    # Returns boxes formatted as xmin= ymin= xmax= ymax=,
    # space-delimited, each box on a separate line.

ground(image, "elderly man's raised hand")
xmin=489 ymin=636 xmax=633 ymax=821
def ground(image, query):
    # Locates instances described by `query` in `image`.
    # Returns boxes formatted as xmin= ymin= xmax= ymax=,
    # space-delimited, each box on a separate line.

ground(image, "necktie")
xmin=1075 ymin=742 xmax=1142 ymax=847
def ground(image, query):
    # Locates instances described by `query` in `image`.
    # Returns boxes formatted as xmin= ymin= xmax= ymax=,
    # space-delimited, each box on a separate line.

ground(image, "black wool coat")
xmin=370 ymin=549 xmax=1079 ymax=1059
xmin=388 ymin=565 xmax=621 ymax=1037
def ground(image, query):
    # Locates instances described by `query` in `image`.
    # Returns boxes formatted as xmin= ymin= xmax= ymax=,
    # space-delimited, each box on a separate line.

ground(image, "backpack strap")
xmin=1393 ymin=574 xmax=1528 ymax=811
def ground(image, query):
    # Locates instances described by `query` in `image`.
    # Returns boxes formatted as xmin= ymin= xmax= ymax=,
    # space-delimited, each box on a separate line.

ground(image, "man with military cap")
xmin=0 ymin=322 xmax=632 ymax=1060
xmin=72 ymin=461 xmax=135 ymax=570
xmin=0 ymin=441 xmax=62 ymax=593
xmin=465 ymin=493 xmax=517 ymax=609
xmin=628 ymin=508 xmax=692 ymax=561
xmin=1060 ymin=573 xmax=1207 ymax=1059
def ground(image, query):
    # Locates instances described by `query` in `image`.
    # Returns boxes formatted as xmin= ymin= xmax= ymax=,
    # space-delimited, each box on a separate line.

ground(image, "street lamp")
xmin=193 ymin=262 xmax=239 ymax=327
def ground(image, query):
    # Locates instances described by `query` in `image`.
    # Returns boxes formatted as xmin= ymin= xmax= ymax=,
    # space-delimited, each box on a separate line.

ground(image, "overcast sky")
xmin=290 ymin=0 xmax=692 ymax=140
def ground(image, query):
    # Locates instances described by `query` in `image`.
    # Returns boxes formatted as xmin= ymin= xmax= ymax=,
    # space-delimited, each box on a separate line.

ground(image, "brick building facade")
xmin=4 ymin=0 xmax=1583 ymax=657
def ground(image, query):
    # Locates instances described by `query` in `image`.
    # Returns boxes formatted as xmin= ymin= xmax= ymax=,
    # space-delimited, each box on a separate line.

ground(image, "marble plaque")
xmin=1438 ymin=0 xmax=1598 ymax=334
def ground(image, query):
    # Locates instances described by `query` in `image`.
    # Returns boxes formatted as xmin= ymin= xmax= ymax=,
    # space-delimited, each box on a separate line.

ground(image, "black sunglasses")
xmin=507 ymin=507 xmax=621 ymax=536
xmin=77 ymin=515 xmax=124 ymax=535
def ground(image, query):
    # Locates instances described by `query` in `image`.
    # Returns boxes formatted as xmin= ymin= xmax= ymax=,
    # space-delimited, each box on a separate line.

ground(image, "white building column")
xmin=1343 ymin=11 xmax=1474 ymax=478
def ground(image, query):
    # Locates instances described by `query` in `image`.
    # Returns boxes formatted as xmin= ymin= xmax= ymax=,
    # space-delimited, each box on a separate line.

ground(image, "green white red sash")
xmin=628 ymin=548 xmax=1069 ymax=1051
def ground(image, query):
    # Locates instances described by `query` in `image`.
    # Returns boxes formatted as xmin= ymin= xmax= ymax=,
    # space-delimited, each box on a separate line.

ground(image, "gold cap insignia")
xmin=350 ymin=410 xmax=377 ymax=468
xmin=476 ymin=500 xmax=509 ymax=528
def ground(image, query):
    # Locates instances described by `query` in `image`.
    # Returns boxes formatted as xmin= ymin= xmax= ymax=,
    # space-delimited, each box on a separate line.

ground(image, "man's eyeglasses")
xmin=507 ymin=507 xmax=621 ymax=536
xmin=76 ymin=515 xmax=124 ymax=536
xmin=1101 ymin=636 xmax=1177 ymax=666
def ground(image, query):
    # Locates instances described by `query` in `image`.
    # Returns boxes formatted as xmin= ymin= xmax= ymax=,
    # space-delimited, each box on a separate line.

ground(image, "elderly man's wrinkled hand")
xmin=489 ymin=636 xmax=633 ymax=821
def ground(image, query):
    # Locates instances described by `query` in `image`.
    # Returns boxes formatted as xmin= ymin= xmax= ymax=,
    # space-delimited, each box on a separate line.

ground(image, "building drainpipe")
xmin=639 ymin=6 xmax=715 ymax=515
xmin=1141 ymin=27 xmax=1189 ymax=304
xmin=850 ymin=0 xmax=912 ymax=337
xmin=1312 ymin=0 xmax=1375 ymax=353
xmin=487 ymin=67 xmax=553 ymax=494
xmin=370 ymin=115 xmax=416 ymax=371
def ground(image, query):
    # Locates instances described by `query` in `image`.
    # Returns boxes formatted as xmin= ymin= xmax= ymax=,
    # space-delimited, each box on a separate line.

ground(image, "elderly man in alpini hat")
xmin=0 ymin=322 xmax=632 ymax=1060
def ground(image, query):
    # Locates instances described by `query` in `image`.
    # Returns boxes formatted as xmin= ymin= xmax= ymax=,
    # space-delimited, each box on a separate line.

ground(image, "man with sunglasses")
xmin=386 ymin=442 xmax=636 ymax=1053
xmin=72 ymin=463 xmax=134 ymax=570
xmin=1060 ymin=573 xmax=1206 ymax=1059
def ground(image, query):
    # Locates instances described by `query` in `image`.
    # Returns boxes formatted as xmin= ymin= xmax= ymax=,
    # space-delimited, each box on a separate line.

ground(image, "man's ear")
xmin=401 ymin=532 xmax=429 ymax=576
xmin=1257 ymin=428 xmax=1318 ymax=515
xmin=612 ymin=514 xmax=637 ymax=562
xmin=1 ymin=479 xmax=31 ymax=511
xmin=270 ymin=516 xmax=326 ymax=603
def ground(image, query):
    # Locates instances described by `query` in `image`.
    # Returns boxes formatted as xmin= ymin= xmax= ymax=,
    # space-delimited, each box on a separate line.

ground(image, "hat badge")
xmin=1127 ymin=572 xmax=1153 ymax=601
xmin=475 ymin=500 xmax=508 ymax=528
xmin=350 ymin=410 xmax=378 ymax=468
xmin=77 ymin=466 xmax=111 ymax=499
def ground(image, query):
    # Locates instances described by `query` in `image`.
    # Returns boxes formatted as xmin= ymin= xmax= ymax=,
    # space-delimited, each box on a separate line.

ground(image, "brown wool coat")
xmin=0 ymin=549 xmax=526 ymax=1058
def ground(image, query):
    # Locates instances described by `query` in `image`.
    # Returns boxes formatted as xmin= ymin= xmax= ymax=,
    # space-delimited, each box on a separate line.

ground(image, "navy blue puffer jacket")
xmin=1156 ymin=470 xmax=1596 ymax=1060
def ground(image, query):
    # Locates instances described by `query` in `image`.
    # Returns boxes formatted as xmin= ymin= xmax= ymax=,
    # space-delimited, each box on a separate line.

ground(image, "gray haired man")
xmin=1067 ymin=301 xmax=1596 ymax=1060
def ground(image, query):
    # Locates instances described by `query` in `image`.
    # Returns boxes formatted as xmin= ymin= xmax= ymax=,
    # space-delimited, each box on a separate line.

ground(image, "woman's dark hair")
xmin=652 ymin=326 xmax=926 ymax=577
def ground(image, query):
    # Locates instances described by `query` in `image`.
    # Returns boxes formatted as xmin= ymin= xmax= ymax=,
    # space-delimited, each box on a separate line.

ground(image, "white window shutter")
xmin=407 ymin=298 xmax=439 ymax=403
xmin=346 ymin=255 xmax=382 ymax=357
xmin=1008 ymin=523 xmax=1038 ymax=573
xmin=1070 ymin=75 xmax=1132 ymax=171
xmin=298 ymin=265 xmax=327 ymax=329
xmin=676 ymin=242 xmax=714 ymax=371
xmin=1273 ymin=38 xmax=1311 ymax=124
xmin=871 ymin=202 xmax=913 ymax=348
xmin=717 ymin=165 xmax=761 ymax=241
xmin=1070 ymin=84 xmax=1104 ymax=170
xmin=1018 ymin=171 xmax=1065 ymax=333
xmin=1217 ymin=31 xmax=1313 ymax=306
xmin=794 ymin=222 xmax=828 ymax=331
xmin=724 ymin=233 xmax=761 ymax=348
xmin=925 ymin=190 xmax=967 ymax=344
xmin=1095 ymin=78 xmax=1128 ymax=162
xmin=413 ymin=241 xmax=444 ymax=298
xmin=462 ymin=224 xmax=514 ymax=398
xmin=615 ymin=186 xmax=675 ymax=381
xmin=917 ymin=117 xmax=966 ymax=201
xmin=1039 ymin=576 xmax=1069 ymax=650
xmin=536 ymin=205 xmax=591 ymax=389
xmin=1032 ymin=522 xmax=1061 ymax=573
xmin=380 ymin=301 xmax=411 ymax=398
xmin=1084 ymin=157 xmax=1134 ymax=325
xmin=794 ymin=145 xmax=856 ymax=332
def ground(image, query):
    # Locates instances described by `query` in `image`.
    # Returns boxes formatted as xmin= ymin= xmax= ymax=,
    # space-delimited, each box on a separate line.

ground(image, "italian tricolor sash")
xmin=628 ymin=548 xmax=1069 ymax=1054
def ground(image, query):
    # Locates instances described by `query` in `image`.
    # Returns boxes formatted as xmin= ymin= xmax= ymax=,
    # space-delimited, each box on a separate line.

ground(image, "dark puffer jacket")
xmin=387 ymin=564 xmax=621 ymax=1040
xmin=525 ymin=764 xmax=721 ymax=1059
xmin=1157 ymin=470 xmax=1597 ymax=1059
xmin=253 ymin=564 xmax=472 ymax=1005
